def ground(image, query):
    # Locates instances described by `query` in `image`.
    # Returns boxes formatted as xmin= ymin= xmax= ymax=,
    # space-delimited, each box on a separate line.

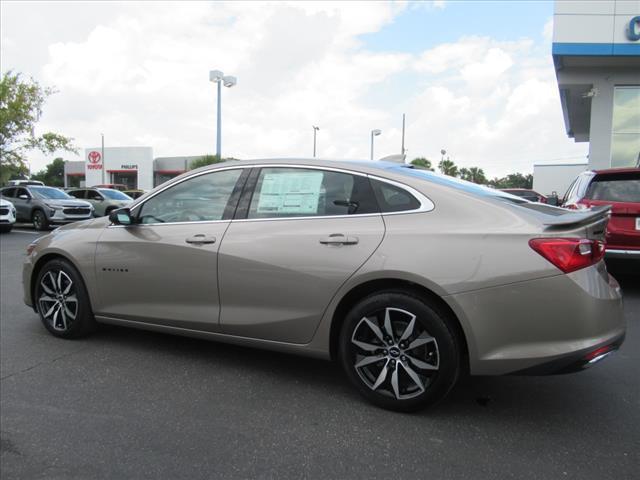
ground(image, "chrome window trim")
xmin=109 ymin=163 xmax=435 ymax=227
xmin=113 ymin=166 xmax=247 ymax=227
xmin=234 ymin=164 xmax=434 ymax=223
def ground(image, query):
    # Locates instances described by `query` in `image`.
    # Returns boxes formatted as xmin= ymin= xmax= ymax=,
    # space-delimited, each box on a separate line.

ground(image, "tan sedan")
xmin=23 ymin=159 xmax=624 ymax=411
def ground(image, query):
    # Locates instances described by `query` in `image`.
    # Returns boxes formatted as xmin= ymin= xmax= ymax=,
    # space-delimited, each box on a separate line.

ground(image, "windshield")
xmin=390 ymin=166 xmax=528 ymax=204
xmin=30 ymin=186 xmax=71 ymax=200
xmin=99 ymin=189 xmax=132 ymax=200
xmin=585 ymin=173 xmax=640 ymax=203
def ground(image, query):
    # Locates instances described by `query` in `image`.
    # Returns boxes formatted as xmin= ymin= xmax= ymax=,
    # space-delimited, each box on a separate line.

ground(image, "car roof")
xmin=198 ymin=158 xmax=409 ymax=175
xmin=591 ymin=167 xmax=640 ymax=175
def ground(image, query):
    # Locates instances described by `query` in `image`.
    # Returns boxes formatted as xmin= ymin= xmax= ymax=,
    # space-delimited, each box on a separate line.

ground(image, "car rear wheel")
xmin=32 ymin=210 xmax=49 ymax=231
xmin=35 ymin=259 xmax=96 ymax=338
xmin=339 ymin=291 xmax=460 ymax=412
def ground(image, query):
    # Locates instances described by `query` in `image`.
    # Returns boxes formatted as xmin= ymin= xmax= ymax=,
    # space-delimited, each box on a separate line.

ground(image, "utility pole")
xmin=312 ymin=126 xmax=319 ymax=157
xmin=401 ymin=113 xmax=406 ymax=155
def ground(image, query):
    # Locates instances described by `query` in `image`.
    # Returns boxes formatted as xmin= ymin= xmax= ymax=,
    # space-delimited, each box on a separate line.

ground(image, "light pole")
xmin=370 ymin=129 xmax=381 ymax=160
xmin=209 ymin=70 xmax=237 ymax=159
xmin=312 ymin=126 xmax=319 ymax=157
xmin=101 ymin=133 xmax=105 ymax=184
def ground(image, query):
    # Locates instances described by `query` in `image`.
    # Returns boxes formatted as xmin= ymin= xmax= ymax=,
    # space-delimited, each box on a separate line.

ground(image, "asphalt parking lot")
xmin=1 ymin=227 xmax=638 ymax=480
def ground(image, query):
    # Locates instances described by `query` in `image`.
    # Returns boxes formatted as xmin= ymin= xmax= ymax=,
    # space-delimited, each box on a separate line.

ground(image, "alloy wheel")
xmin=351 ymin=307 xmax=439 ymax=400
xmin=38 ymin=270 xmax=78 ymax=332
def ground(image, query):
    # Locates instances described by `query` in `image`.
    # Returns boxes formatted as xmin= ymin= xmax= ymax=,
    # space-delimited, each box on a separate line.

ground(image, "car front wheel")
xmin=339 ymin=291 xmax=461 ymax=412
xmin=35 ymin=259 xmax=96 ymax=338
xmin=32 ymin=210 xmax=49 ymax=231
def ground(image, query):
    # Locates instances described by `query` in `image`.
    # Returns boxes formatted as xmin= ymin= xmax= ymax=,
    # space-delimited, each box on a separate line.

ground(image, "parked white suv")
xmin=0 ymin=197 xmax=17 ymax=233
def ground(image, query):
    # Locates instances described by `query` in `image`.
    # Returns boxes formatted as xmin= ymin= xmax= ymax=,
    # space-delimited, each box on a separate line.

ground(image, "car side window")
xmin=137 ymin=169 xmax=242 ymax=224
xmin=370 ymin=179 xmax=421 ymax=213
xmin=16 ymin=188 xmax=29 ymax=198
xmin=68 ymin=190 xmax=85 ymax=199
xmin=87 ymin=190 xmax=103 ymax=201
xmin=246 ymin=168 xmax=378 ymax=219
xmin=1 ymin=188 xmax=16 ymax=198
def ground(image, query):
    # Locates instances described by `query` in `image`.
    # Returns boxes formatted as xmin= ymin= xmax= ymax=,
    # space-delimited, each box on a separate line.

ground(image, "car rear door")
xmin=217 ymin=165 xmax=385 ymax=344
xmin=94 ymin=167 xmax=248 ymax=331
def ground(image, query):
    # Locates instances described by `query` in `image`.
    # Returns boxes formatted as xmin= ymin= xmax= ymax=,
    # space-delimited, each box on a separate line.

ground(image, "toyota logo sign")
xmin=87 ymin=151 xmax=103 ymax=170
xmin=87 ymin=151 xmax=102 ymax=164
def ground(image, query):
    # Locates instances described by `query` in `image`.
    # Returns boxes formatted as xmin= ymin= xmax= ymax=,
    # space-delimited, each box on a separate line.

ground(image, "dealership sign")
xmin=628 ymin=16 xmax=640 ymax=41
xmin=87 ymin=151 xmax=103 ymax=170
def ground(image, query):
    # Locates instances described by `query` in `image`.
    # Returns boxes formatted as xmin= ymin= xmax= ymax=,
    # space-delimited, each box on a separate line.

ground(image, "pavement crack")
xmin=0 ymin=346 xmax=90 ymax=382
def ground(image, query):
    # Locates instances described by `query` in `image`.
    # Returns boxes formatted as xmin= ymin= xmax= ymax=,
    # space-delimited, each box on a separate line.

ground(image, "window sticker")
xmin=257 ymin=171 xmax=324 ymax=215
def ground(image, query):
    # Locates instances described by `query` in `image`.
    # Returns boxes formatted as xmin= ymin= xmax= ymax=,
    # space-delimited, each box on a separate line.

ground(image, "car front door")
xmin=86 ymin=189 xmax=106 ymax=215
xmin=94 ymin=167 xmax=247 ymax=331
xmin=12 ymin=188 xmax=32 ymax=221
xmin=217 ymin=166 xmax=385 ymax=344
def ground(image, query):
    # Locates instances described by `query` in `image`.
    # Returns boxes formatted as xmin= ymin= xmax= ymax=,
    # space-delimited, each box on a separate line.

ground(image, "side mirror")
xmin=109 ymin=208 xmax=134 ymax=226
xmin=19 ymin=194 xmax=29 ymax=200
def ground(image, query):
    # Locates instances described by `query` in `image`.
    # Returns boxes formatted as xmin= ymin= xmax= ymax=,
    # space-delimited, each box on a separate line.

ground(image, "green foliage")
xmin=489 ymin=173 xmax=533 ymax=189
xmin=31 ymin=157 xmax=66 ymax=187
xmin=438 ymin=158 xmax=458 ymax=177
xmin=0 ymin=71 xmax=77 ymax=184
xmin=188 ymin=154 xmax=223 ymax=170
xmin=459 ymin=166 xmax=487 ymax=184
xmin=410 ymin=157 xmax=433 ymax=171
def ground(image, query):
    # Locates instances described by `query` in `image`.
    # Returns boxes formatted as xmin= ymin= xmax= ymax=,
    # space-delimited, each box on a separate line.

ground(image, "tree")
xmin=459 ymin=166 xmax=487 ymax=184
xmin=489 ymin=172 xmax=533 ymax=189
xmin=31 ymin=157 xmax=66 ymax=187
xmin=438 ymin=158 xmax=458 ymax=177
xmin=410 ymin=157 xmax=433 ymax=171
xmin=188 ymin=154 xmax=223 ymax=170
xmin=0 ymin=71 xmax=77 ymax=184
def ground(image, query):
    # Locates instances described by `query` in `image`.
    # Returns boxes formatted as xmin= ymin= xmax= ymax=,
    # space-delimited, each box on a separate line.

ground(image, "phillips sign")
xmin=87 ymin=151 xmax=103 ymax=170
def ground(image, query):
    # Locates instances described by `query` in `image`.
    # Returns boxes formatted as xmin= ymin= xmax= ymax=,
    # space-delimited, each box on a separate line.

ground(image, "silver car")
xmin=1 ymin=185 xmax=93 ymax=231
xmin=22 ymin=159 xmax=625 ymax=411
xmin=67 ymin=188 xmax=133 ymax=217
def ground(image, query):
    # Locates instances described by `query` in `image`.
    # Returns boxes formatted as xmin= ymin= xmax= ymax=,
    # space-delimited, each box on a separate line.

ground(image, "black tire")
xmin=339 ymin=291 xmax=461 ymax=412
xmin=104 ymin=207 xmax=116 ymax=217
xmin=32 ymin=209 xmax=49 ymax=231
xmin=0 ymin=224 xmax=12 ymax=233
xmin=34 ymin=258 xmax=96 ymax=339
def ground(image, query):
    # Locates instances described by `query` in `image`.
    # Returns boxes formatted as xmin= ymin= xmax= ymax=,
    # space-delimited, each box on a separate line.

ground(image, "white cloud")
xmin=1 ymin=1 xmax=586 ymax=177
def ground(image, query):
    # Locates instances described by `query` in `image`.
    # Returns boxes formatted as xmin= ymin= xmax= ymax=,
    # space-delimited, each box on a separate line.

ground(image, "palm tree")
xmin=467 ymin=167 xmax=487 ymax=184
xmin=438 ymin=158 xmax=458 ymax=177
xmin=410 ymin=157 xmax=433 ymax=171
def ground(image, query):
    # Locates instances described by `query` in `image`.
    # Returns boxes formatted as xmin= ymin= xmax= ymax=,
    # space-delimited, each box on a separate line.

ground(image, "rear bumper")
xmin=447 ymin=262 xmax=625 ymax=376
xmin=510 ymin=332 xmax=625 ymax=375
xmin=605 ymin=248 xmax=640 ymax=259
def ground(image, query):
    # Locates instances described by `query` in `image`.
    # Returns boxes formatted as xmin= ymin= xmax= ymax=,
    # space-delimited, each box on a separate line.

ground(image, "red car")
xmin=562 ymin=167 xmax=640 ymax=258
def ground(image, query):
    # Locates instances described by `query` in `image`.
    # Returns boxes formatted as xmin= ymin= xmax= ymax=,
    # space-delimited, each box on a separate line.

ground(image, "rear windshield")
xmin=585 ymin=173 xmax=640 ymax=203
xmin=391 ymin=166 xmax=528 ymax=204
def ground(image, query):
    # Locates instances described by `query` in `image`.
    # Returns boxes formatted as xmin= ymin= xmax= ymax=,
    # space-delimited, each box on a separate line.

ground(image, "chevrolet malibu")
xmin=23 ymin=159 xmax=625 ymax=411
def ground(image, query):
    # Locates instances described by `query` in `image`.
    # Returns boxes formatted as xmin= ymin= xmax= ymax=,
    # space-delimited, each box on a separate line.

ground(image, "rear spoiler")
xmin=543 ymin=205 xmax=611 ymax=228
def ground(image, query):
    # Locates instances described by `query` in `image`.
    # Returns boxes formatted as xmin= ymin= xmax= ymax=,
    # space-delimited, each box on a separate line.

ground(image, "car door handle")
xmin=185 ymin=234 xmax=216 ymax=245
xmin=319 ymin=234 xmax=359 ymax=245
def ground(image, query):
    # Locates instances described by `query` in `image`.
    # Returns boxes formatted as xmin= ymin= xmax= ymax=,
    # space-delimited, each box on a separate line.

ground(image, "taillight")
xmin=529 ymin=238 xmax=605 ymax=273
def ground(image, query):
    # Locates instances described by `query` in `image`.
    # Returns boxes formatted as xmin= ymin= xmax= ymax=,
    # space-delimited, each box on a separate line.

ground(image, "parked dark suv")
xmin=562 ymin=167 xmax=639 ymax=259
xmin=0 ymin=186 xmax=93 ymax=231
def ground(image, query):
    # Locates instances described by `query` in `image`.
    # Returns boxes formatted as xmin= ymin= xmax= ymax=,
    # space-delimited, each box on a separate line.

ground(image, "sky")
xmin=0 ymin=0 xmax=589 ymax=177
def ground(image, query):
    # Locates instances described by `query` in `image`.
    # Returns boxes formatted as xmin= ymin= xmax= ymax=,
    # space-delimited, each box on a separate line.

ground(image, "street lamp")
xmin=312 ymin=126 xmax=320 ymax=157
xmin=370 ymin=129 xmax=381 ymax=160
xmin=209 ymin=70 xmax=237 ymax=159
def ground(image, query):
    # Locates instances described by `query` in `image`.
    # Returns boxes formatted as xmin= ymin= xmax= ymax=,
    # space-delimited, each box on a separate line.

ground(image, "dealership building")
xmin=63 ymin=147 xmax=202 ymax=190
xmin=532 ymin=0 xmax=639 ymax=195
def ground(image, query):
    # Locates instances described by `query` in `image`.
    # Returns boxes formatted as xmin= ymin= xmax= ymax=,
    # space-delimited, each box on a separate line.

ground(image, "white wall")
xmin=84 ymin=147 xmax=154 ymax=190
xmin=532 ymin=163 xmax=589 ymax=197
xmin=554 ymin=1 xmax=640 ymax=46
